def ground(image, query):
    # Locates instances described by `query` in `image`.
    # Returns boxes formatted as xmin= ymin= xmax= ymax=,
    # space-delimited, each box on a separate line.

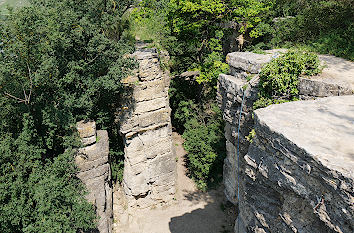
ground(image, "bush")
xmin=129 ymin=0 xmax=172 ymax=50
xmin=0 ymin=115 xmax=96 ymax=233
xmin=182 ymin=104 xmax=225 ymax=190
xmin=271 ymin=0 xmax=354 ymax=60
xmin=254 ymin=50 xmax=321 ymax=109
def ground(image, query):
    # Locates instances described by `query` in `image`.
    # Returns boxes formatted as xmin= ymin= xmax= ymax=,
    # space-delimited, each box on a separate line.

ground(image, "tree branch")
xmin=26 ymin=62 xmax=33 ymax=104
xmin=4 ymin=92 xmax=26 ymax=103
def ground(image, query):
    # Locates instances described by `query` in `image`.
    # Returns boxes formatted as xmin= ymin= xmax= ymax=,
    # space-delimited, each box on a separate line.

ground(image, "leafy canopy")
xmin=0 ymin=0 xmax=135 ymax=231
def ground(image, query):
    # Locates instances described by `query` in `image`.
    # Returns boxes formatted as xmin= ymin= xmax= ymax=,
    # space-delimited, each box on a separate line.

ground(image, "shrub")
xmin=254 ymin=50 xmax=321 ymax=109
xmin=182 ymin=104 xmax=225 ymax=190
xmin=271 ymin=0 xmax=354 ymax=60
xmin=0 ymin=115 xmax=96 ymax=233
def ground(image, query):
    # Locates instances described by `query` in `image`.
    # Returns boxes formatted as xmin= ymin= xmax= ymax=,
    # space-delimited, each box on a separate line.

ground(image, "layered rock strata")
xmin=118 ymin=45 xmax=176 ymax=210
xmin=299 ymin=55 xmax=354 ymax=99
xmin=218 ymin=51 xmax=354 ymax=232
xmin=76 ymin=120 xmax=112 ymax=233
xmin=241 ymin=96 xmax=354 ymax=232
xmin=218 ymin=51 xmax=279 ymax=204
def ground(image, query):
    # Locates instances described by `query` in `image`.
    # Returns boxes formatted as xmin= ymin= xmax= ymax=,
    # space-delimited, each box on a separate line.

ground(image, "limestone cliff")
xmin=240 ymin=96 xmax=354 ymax=232
xmin=218 ymin=51 xmax=354 ymax=232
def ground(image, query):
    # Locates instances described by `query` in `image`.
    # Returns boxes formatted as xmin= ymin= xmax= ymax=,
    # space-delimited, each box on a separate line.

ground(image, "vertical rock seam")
xmin=76 ymin=121 xmax=113 ymax=233
xmin=218 ymin=51 xmax=275 ymax=205
xmin=118 ymin=44 xmax=177 ymax=210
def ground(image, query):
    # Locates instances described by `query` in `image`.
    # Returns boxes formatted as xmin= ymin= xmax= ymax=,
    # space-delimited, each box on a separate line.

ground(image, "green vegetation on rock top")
xmin=254 ymin=50 xmax=321 ymax=109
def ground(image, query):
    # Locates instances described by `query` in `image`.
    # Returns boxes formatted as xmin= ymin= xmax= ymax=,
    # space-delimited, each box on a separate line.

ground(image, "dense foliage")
xmin=269 ymin=0 xmax=354 ymax=60
xmin=0 ymin=0 xmax=135 ymax=231
xmin=169 ymin=77 xmax=225 ymax=190
xmin=181 ymin=105 xmax=225 ymax=190
xmin=0 ymin=116 xmax=96 ymax=232
xmin=254 ymin=50 xmax=321 ymax=109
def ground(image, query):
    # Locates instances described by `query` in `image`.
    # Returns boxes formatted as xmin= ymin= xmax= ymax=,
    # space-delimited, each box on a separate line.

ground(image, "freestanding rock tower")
xmin=76 ymin=120 xmax=113 ymax=233
xmin=118 ymin=44 xmax=177 ymax=210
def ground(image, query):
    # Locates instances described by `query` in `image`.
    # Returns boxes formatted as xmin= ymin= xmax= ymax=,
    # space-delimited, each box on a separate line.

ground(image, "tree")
xmin=0 ymin=0 xmax=135 ymax=231
xmin=228 ymin=0 xmax=275 ymax=38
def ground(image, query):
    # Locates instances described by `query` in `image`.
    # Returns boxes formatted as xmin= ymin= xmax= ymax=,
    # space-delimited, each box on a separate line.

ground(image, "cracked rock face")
xmin=241 ymin=96 xmax=354 ymax=233
xmin=76 ymin=120 xmax=112 ymax=233
xmin=118 ymin=45 xmax=176 ymax=210
xmin=218 ymin=51 xmax=354 ymax=233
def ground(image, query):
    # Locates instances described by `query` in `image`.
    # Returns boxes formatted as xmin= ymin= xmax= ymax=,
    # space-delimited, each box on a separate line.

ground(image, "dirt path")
xmin=113 ymin=132 xmax=235 ymax=233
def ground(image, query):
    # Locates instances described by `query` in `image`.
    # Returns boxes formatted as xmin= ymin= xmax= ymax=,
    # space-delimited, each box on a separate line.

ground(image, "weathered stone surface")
xmin=180 ymin=70 xmax=200 ymax=78
xmin=226 ymin=50 xmax=285 ymax=74
xmin=77 ymin=121 xmax=97 ymax=146
xmin=133 ymin=78 xmax=169 ymax=102
xmin=76 ymin=121 xmax=112 ymax=233
xmin=117 ymin=44 xmax=176 ymax=212
xmin=299 ymin=76 xmax=353 ymax=98
xmin=318 ymin=55 xmax=354 ymax=90
xmin=218 ymin=51 xmax=354 ymax=233
xmin=226 ymin=52 xmax=272 ymax=74
xmin=240 ymin=96 xmax=354 ymax=233
xmin=134 ymin=97 xmax=167 ymax=114
xmin=217 ymin=72 xmax=259 ymax=204
xmin=299 ymin=55 xmax=354 ymax=99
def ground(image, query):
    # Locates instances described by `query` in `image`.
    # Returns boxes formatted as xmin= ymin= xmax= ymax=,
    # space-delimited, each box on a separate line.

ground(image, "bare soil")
xmin=113 ymin=132 xmax=235 ymax=233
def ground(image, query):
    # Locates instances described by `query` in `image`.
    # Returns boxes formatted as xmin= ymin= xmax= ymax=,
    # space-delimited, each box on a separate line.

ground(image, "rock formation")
xmin=76 ymin=120 xmax=113 ymax=233
xmin=118 ymin=43 xmax=176 ymax=210
xmin=218 ymin=51 xmax=278 ymax=204
xmin=218 ymin=51 xmax=354 ymax=232
xmin=241 ymin=96 xmax=354 ymax=232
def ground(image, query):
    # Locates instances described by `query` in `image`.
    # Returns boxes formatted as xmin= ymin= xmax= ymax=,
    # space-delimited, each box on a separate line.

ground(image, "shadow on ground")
xmin=168 ymin=190 xmax=236 ymax=233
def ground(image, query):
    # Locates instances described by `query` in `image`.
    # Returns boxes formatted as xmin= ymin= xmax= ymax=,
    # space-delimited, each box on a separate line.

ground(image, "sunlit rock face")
xmin=118 ymin=44 xmax=176 ymax=210
xmin=241 ymin=96 xmax=354 ymax=233
xmin=218 ymin=51 xmax=354 ymax=233
xmin=76 ymin=120 xmax=113 ymax=233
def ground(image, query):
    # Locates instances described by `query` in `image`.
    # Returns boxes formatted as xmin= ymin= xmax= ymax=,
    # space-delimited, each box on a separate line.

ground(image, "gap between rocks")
xmin=113 ymin=132 xmax=236 ymax=233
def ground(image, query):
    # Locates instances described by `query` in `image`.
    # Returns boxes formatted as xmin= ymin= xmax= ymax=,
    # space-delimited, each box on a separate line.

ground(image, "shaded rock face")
xmin=218 ymin=51 xmax=280 ymax=204
xmin=218 ymin=73 xmax=259 ymax=204
xmin=76 ymin=121 xmax=113 ymax=233
xmin=218 ymin=51 xmax=354 ymax=233
xmin=118 ymin=45 xmax=176 ymax=210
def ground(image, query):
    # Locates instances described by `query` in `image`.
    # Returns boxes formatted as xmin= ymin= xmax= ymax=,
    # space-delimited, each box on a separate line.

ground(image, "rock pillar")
xmin=76 ymin=121 xmax=113 ymax=233
xmin=118 ymin=44 xmax=176 ymax=210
